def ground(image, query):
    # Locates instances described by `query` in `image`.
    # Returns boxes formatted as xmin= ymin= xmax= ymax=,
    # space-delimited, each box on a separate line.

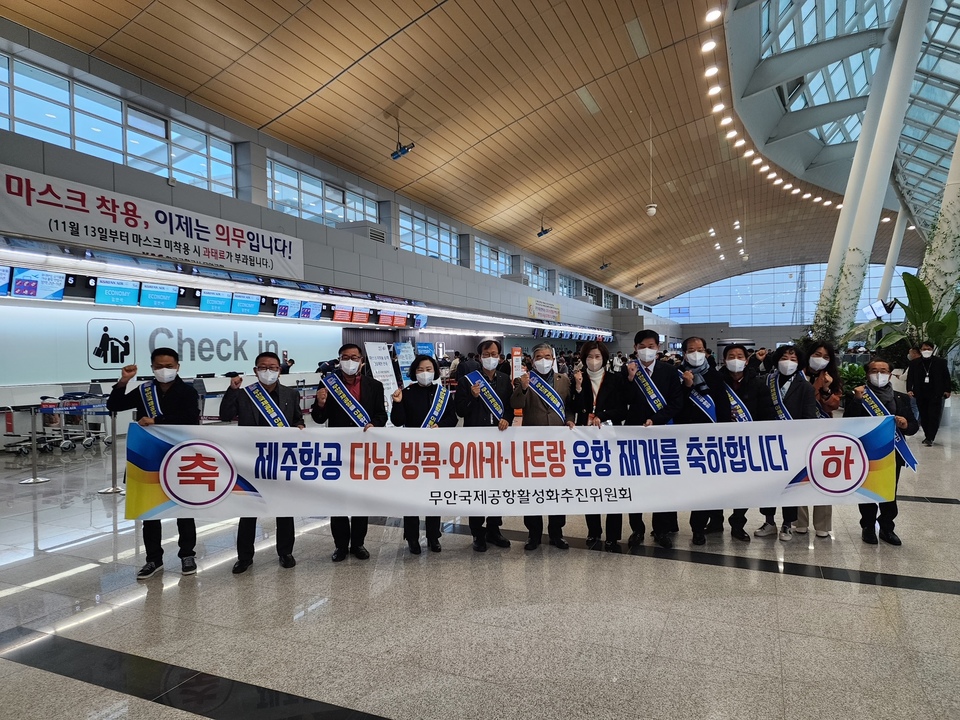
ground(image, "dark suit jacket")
xmin=772 ymin=373 xmax=819 ymax=420
xmin=310 ymin=372 xmax=387 ymax=427
xmin=843 ymin=388 xmax=919 ymax=467
xmin=907 ymin=356 xmax=951 ymax=397
xmin=572 ymin=371 xmax=627 ymax=425
xmin=719 ymin=366 xmax=775 ymax=421
xmin=455 ymin=370 xmax=515 ymax=426
xmin=108 ymin=377 xmax=200 ymax=425
xmin=676 ymin=365 xmax=733 ymax=425
xmin=219 ymin=382 xmax=304 ymax=427
xmin=511 ymin=372 xmax=574 ymax=426
xmin=390 ymin=383 xmax=458 ymax=428
xmin=624 ymin=361 xmax=683 ymax=426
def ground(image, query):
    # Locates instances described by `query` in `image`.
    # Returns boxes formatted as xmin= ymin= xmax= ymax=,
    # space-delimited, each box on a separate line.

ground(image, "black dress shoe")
xmin=524 ymin=537 xmax=540 ymax=551
xmin=351 ymin=545 xmax=370 ymax=560
xmin=627 ymin=531 xmax=644 ymax=548
xmin=407 ymin=538 xmax=422 ymax=555
xmin=279 ymin=554 xmax=296 ymax=568
xmin=704 ymin=522 xmax=724 ymax=534
xmin=731 ymin=528 xmax=751 ymax=542
xmin=692 ymin=532 xmax=706 ymax=546
xmin=428 ymin=540 xmax=442 ymax=553
xmin=472 ymin=536 xmax=488 ymax=552
xmin=549 ymin=537 xmax=569 ymax=550
xmin=486 ymin=532 xmax=511 ymax=548
xmin=652 ymin=532 xmax=673 ymax=549
xmin=586 ymin=536 xmax=603 ymax=550
xmin=879 ymin=529 xmax=902 ymax=546
xmin=232 ymin=559 xmax=252 ymax=574
xmin=604 ymin=541 xmax=622 ymax=553
xmin=861 ymin=528 xmax=879 ymax=545
xmin=331 ymin=547 xmax=349 ymax=562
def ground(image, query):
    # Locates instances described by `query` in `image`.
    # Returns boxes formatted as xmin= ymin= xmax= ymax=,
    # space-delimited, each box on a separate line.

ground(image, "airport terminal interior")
xmin=1 ymin=0 xmax=960 ymax=718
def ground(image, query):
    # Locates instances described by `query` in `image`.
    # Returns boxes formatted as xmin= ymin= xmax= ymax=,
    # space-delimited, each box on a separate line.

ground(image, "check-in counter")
xmin=192 ymin=376 xmax=236 ymax=423
xmin=0 ymin=384 xmax=64 ymax=449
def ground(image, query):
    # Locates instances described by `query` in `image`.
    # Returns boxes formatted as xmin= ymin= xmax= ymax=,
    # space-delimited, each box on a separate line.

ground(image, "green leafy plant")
xmin=838 ymin=362 xmax=866 ymax=399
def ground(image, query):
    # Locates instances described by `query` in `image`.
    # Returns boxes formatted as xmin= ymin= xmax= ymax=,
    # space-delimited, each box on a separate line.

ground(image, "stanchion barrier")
xmin=18 ymin=407 xmax=50 ymax=485
xmin=98 ymin=412 xmax=123 ymax=495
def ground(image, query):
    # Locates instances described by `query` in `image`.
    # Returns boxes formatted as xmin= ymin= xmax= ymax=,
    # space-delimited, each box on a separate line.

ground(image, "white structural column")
xmin=918 ymin=130 xmax=960 ymax=314
xmin=878 ymin=203 xmax=909 ymax=301
xmin=831 ymin=0 xmax=933 ymax=331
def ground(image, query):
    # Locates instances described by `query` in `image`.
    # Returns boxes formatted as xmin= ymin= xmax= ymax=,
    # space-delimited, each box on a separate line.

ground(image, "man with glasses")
xmin=220 ymin=351 xmax=305 ymax=574
xmin=311 ymin=344 xmax=388 ymax=562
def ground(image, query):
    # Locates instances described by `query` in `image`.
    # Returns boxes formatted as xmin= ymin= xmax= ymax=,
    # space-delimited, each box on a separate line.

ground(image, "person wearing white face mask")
xmin=391 ymin=355 xmax=457 ymax=554
xmin=312 ymin=344 xmax=388 ymax=562
xmin=906 ymin=341 xmax=952 ymax=446
xmin=573 ymin=341 xmax=627 ymax=552
xmin=624 ymin=329 xmax=684 ymax=548
xmin=456 ymin=339 xmax=516 ymax=552
xmin=755 ymin=345 xmax=818 ymax=542
xmin=512 ymin=342 xmax=576 ymax=550
xmin=221 ymin=351 xmax=305 ymax=574
xmin=845 ymin=357 xmax=919 ymax=545
xmin=108 ymin=347 xmax=201 ymax=579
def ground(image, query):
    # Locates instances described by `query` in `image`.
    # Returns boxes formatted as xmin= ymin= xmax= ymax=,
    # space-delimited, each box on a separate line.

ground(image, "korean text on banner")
xmin=0 ymin=164 xmax=305 ymax=280
xmin=125 ymin=417 xmax=897 ymax=520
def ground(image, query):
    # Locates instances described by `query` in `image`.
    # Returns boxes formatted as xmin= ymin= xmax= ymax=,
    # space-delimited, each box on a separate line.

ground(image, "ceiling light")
xmin=752 ymin=157 xmax=762 ymax=165
xmin=791 ymin=188 xmax=800 ymax=194
xmin=702 ymin=40 xmax=717 ymax=52
xmin=712 ymin=103 xmax=725 ymax=113
xmin=734 ymin=139 xmax=745 ymax=147
xmin=725 ymin=130 xmax=737 ymax=138
xmin=599 ymin=262 xmax=611 ymax=271
xmin=537 ymin=214 xmax=552 ymax=238
xmin=767 ymin=172 xmax=777 ymax=179
xmin=720 ymin=117 xmax=733 ymax=125
xmin=881 ymin=216 xmax=891 ymax=222
xmin=719 ymin=254 xmax=725 ymax=260
xmin=908 ymin=225 xmax=916 ymax=230
xmin=635 ymin=279 xmax=644 ymax=289
xmin=706 ymin=8 xmax=722 ymax=22
xmin=705 ymin=66 xmax=719 ymax=77
xmin=733 ymin=221 xmax=740 ymax=227
xmin=823 ymin=200 xmax=832 ymax=206
xmin=744 ymin=149 xmax=755 ymax=157
xmin=760 ymin=165 xmax=769 ymax=172
xmin=813 ymin=196 xmax=822 ymax=202
xmin=774 ymin=178 xmax=783 ymax=185
xmin=836 ymin=203 xmax=843 ymax=208
xmin=708 ymin=85 xmax=722 ymax=96
xmin=736 ymin=237 xmax=743 ymax=243
xmin=802 ymin=192 xmax=811 ymax=199
xmin=714 ymin=243 xmax=721 ymax=249
xmin=738 ymin=248 xmax=744 ymax=254
xmin=390 ymin=120 xmax=415 ymax=160
xmin=783 ymin=183 xmax=792 ymax=189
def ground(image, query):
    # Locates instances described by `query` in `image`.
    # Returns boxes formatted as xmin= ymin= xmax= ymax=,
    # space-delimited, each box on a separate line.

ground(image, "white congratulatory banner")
xmin=125 ymin=417 xmax=897 ymax=519
xmin=0 ymin=163 xmax=304 ymax=279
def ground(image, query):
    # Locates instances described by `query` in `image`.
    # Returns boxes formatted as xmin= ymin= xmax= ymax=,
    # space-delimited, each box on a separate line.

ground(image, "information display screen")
xmin=299 ymin=301 xmax=324 ymax=319
xmin=276 ymin=298 xmax=302 ymax=318
xmin=139 ymin=283 xmax=178 ymax=309
xmin=199 ymin=289 xmax=232 ymax=313
xmin=332 ymin=305 xmax=352 ymax=322
xmin=351 ymin=308 xmax=371 ymax=323
xmin=12 ymin=267 xmax=66 ymax=301
xmin=230 ymin=293 xmax=261 ymax=315
xmin=377 ymin=310 xmax=394 ymax=325
xmin=0 ymin=265 xmax=10 ymax=295
xmin=95 ymin=278 xmax=140 ymax=306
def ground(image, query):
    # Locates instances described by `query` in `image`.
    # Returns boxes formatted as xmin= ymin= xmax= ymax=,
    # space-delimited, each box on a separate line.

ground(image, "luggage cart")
xmin=37 ymin=393 xmax=111 ymax=451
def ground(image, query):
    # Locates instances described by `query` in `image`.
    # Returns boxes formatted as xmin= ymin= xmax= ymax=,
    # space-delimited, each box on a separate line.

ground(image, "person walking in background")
xmin=907 ymin=341 xmax=952 ymax=446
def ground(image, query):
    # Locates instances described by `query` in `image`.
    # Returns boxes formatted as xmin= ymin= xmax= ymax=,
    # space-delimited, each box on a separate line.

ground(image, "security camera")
xmin=645 ymin=203 xmax=657 ymax=217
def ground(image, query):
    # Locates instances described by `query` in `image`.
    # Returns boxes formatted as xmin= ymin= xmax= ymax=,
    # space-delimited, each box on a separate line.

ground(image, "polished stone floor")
xmin=1 ymin=417 xmax=958 ymax=719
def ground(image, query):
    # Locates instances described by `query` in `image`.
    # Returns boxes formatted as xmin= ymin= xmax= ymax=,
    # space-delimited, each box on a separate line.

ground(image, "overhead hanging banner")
xmin=0 ymin=164 xmax=305 ymax=279
xmin=124 ymin=417 xmax=897 ymax=519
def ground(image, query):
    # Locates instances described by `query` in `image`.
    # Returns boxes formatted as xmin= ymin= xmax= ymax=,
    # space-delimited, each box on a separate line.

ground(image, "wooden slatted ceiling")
xmin=2 ymin=0 xmax=922 ymax=302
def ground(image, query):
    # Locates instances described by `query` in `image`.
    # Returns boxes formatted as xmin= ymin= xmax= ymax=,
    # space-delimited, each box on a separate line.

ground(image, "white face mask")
xmin=637 ymin=347 xmax=658 ymax=363
xmin=921 ymin=350 xmax=933 ymax=359
xmin=809 ymin=356 xmax=829 ymax=372
xmin=685 ymin=351 xmax=705 ymax=367
xmin=725 ymin=358 xmax=746 ymax=373
xmin=340 ymin=359 xmax=360 ymax=376
xmin=481 ymin=356 xmax=499 ymax=371
xmin=534 ymin=358 xmax=553 ymax=374
xmin=153 ymin=367 xmax=177 ymax=383
xmin=869 ymin=372 xmax=891 ymax=388
xmin=256 ymin=369 xmax=279 ymax=385
xmin=778 ymin=360 xmax=798 ymax=376
xmin=586 ymin=358 xmax=604 ymax=372
xmin=416 ymin=371 xmax=434 ymax=386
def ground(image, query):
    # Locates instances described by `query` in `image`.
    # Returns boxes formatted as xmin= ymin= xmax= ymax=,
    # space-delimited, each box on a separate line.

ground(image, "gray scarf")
xmin=869 ymin=381 xmax=896 ymax=413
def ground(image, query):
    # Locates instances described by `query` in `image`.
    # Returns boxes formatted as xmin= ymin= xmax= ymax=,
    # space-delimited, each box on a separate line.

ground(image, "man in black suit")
xmin=311 ymin=343 xmax=388 ymax=561
xmin=906 ymin=341 xmax=952 ymax=446
xmin=220 ymin=351 xmax=305 ymax=574
xmin=624 ymin=330 xmax=684 ymax=548
xmin=845 ymin=357 xmax=919 ymax=545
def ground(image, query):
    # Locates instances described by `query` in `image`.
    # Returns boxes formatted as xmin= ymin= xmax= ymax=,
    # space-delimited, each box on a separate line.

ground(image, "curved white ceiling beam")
xmin=766 ymin=97 xmax=869 ymax=145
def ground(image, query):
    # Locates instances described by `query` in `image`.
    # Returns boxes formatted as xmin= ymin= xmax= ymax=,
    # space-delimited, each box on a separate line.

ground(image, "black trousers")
xmin=404 ymin=516 xmax=442 ymax=541
xmin=236 ymin=517 xmax=294 ymax=561
xmin=585 ymin=514 xmax=626 ymax=541
xmin=728 ymin=508 xmax=748 ymax=530
xmin=143 ymin=518 xmax=196 ymax=565
xmin=524 ymin=515 xmax=565 ymax=539
xmin=628 ymin=511 xmax=677 ymax=535
xmin=690 ymin=509 xmax=725 ymax=532
xmin=915 ymin=395 xmax=944 ymax=441
xmin=331 ymin=516 xmax=368 ymax=549
xmin=759 ymin=506 xmax=798 ymax=524
xmin=468 ymin=516 xmax=503 ymax=537
xmin=860 ymin=466 xmax=901 ymax=532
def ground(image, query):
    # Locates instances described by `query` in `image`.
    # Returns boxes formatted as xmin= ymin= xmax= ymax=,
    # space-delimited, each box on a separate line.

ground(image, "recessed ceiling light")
xmin=791 ymin=188 xmax=801 ymax=194
xmin=733 ymin=139 xmax=745 ymax=147
xmin=802 ymin=192 xmax=811 ymax=199
xmin=752 ymin=157 xmax=763 ymax=165
xmin=706 ymin=8 xmax=722 ymax=22
xmin=705 ymin=66 xmax=719 ymax=77
xmin=712 ymin=103 xmax=725 ymax=113
xmin=744 ymin=149 xmax=755 ymax=157
xmin=813 ymin=196 xmax=822 ymax=202
xmin=719 ymin=253 xmax=725 ymax=260
xmin=733 ymin=221 xmax=740 ymax=226
xmin=725 ymin=130 xmax=737 ymax=138
xmin=702 ymin=40 xmax=717 ymax=52
xmin=774 ymin=178 xmax=783 ymax=185
xmin=881 ymin=216 xmax=891 ymax=222
xmin=767 ymin=172 xmax=777 ymax=179
xmin=836 ymin=203 xmax=843 ymax=209
xmin=708 ymin=85 xmax=722 ymax=96
xmin=736 ymin=237 xmax=743 ymax=243
xmin=823 ymin=200 xmax=833 ymax=206
xmin=760 ymin=165 xmax=769 ymax=172
xmin=714 ymin=243 xmax=721 ymax=249
xmin=783 ymin=183 xmax=792 ymax=189
xmin=908 ymin=224 xmax=916 ymax=230
xmin=738 ymin=248 xmax=744 ymax=254
xmin=720 ymin=117 xmax=733 ymax=125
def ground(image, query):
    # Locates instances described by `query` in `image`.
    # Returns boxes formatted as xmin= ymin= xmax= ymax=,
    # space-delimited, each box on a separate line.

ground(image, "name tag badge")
xmin=925 ymin=376 xmax=930 ymax=383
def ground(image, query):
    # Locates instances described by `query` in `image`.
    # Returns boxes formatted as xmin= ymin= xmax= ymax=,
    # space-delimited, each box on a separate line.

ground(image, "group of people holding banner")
xmin=109 ymin=328 xmax=920 ymax=581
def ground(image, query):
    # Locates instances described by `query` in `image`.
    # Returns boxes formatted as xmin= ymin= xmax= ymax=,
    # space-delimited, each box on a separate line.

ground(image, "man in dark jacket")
xmin=108 ymin=347 xmax=200 ymax=580
xmin=906 ymin=341 xmax=952 ymax=446
xmin=220 ymin=351 xmax=305 ymax=574
xmin=311 ymin=343 xmax=388 ymax=561
xmin=845 ymin=357 xmax=919 ymax=545
xmin=456 ymin=339 xmax=515 ymax=552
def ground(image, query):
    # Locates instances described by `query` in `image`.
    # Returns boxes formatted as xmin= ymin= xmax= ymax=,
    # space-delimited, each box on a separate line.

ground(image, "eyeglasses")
xmin=340 ymin=355 xmax=362 ymax=362
xmin=256 ymin=365 xmax=280 ymax=372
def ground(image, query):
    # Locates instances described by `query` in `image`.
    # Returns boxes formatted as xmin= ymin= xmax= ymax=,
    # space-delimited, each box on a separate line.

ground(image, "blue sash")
xmin=634 ymin=364 xmax=668 ymax=415
xmin=322 ymin=374 xmax=372 ymax=427
xmin=527 ymin=372 xmax=565 ymax=422
xmin=244 ymin=383 xmax=290 ymax=427
xmin=816 ymin=402 xmax=834 ymax=420
xmin=725 ymin=384 xmax=752 ymax=422
xmin=465 ymin=370 xmax=505 ymax=421
xmin=861 ymin=386 xmax=918 ymax=471
xmin=680 ymin=369 xmax=717 ymax=423
xmin=421 ymin=385 xmax=451 ymax=428
xmin=139 ymin=381 xmax=162 ymax=419
xmin=768 ymin=372 xmax=792 ymax=421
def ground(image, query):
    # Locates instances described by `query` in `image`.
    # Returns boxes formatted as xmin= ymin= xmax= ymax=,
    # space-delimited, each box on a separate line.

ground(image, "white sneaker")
xmin=794 ymin=526 xmax=809 ymax=534
xmin=779 ymin=523 xmax=793 ymax=541
xmin=815 ymin=530 xmax=830 ymax=538
xmin=754 ymin=522 xmax=778 ymax=538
